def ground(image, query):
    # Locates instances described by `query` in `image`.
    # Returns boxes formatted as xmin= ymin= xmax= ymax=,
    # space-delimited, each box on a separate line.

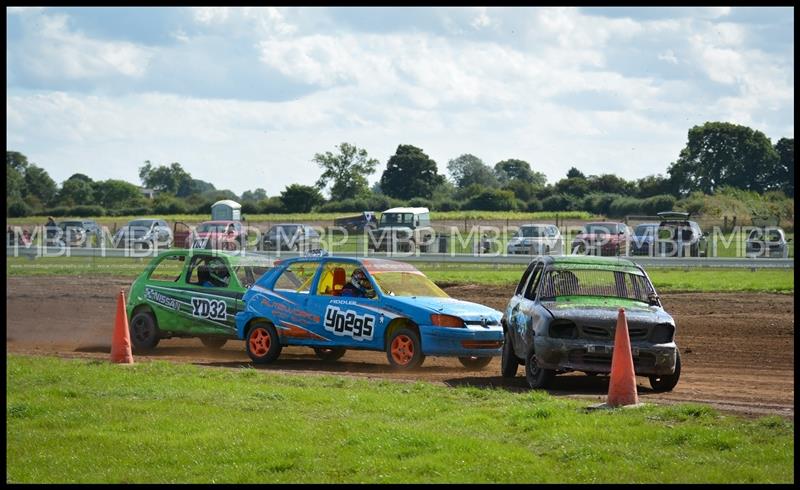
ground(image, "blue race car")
xmin=235 ymin=256 xmax=504 ymax=370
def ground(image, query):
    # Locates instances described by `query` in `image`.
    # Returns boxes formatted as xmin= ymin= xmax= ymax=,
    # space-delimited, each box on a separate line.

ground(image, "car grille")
xmin=578 ymin=323 xmax=649 ymax=340
xmin=568 ymin=350 xmax=656 ymax=370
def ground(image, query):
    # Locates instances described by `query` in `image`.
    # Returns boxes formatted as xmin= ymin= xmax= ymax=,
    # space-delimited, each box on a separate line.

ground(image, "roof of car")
xmin=276 ymin=255 xmax=422 ymax=274
xmin=544 ymin=255 xmax=639 ymax=267
xmin=155 ymin=248 xmax=276 ymax=266
xmin=200 ymin=220 xmax=238 ymax=225
xmin=383 ymin=207 xmax=430 ymax=214
xmin=520 ymin=224 xmax=553 ymax=228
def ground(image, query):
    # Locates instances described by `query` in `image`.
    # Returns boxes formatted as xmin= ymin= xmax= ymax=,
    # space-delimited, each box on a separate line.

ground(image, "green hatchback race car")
xmin=126 ymin=249 xmax=275 ymax=352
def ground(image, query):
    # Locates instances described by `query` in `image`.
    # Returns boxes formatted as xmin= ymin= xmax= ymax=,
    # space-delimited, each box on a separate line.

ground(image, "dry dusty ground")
xmin=6 ymin=276 xmax=794 ymax=419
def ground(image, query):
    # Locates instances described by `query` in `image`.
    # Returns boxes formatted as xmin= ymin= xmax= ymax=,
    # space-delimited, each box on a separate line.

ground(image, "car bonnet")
xmin=386 ymin=295 xmax=502 ymax=322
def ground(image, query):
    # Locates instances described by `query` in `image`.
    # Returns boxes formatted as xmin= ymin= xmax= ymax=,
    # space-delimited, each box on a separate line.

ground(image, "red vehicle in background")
xmin=570 ymin=221 xmax=632 ymax=256
xmin=183 ymin=220 xmax=247 ymax=251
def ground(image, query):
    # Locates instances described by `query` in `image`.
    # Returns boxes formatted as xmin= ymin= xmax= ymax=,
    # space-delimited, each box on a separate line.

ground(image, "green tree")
xmin=447 ymin=154 xmax=498 ymax=189
xmin=494 ymin=159 xmax=547 ymax=187
xmin=314 ymin=142 xmax=379 ymax=200
xmin=7 ymin=163 xmax=25 ymax=201
xmin=587 ymin=174 xmax=636 ymax=195
xmin=6 ymin=151 xmax=30 ymax=172
xmin=23 ymin=164 xmax=58 ymax=206
xmin=636 ymin=174 xmax=675 ymax=198
xmin=93 ymin=179 xmax=146 ymax=209
xmin=773 ymin=138 xmax=794 ymax=197
xmin=380 ymin=145 xmax=445 ymax=200
xmin=66 ymin=173 xmax=93 ymax=183
xmin=554 ymin=176 xmax=589 ymax=197
xmin=177 ymin=178 xmax=215 ymax=198
xmin=139 ymin=161 xmax=193 ymax=194
xmin=241 ymin=188 xmax=268 ymax=202
xmin=280 ymin=184 xmax=324 ymax=213
xmin=566 ymin=167 xmax=585 ymax=179
xmin=667 ymin=122 xmax=779 ymax=195
xmin=58 ymin=178 xmax=95 ymax=206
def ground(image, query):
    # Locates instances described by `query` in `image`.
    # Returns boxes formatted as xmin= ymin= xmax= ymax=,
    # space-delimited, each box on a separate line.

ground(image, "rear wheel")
xmin=500 ymin=334 xmax=519 ymax=378
xmin=525 ymin=348 xmax=555 ymax=389
xmin=246 ymin=322 xmax=282 ymax=364
xmin=201 ymin=337 xmax=228 ymax=349
xmin=386 ymin=328 xmax=425 ymax=370
xmin=649 ymin=351 xmax=681 ymax=392
xmin=313 ymin=347 xmax=346 ymax=361
xmin=129 ymin=310 xmax=160 ymax=353
xmin=458 ymin=356 xmax=492 ymax=370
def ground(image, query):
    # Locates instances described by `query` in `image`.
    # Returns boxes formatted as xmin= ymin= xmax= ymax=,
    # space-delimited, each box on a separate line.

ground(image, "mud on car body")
xmin=126 ymin=249 xmax=275 ymax=352
xmin=501 ymin=255 xmax=680 ymax=392
xmin=235 ymin=256 xmax=504 ymax=369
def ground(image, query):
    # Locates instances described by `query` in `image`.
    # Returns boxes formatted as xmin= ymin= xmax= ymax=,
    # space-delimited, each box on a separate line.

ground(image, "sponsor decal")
xmin=145 ymin=287 xmax=180 ymax=310
xmin=324 ymin=306 xmax=375 ymax=341
xmin=191 ymin=297 xmax=227 ymax=320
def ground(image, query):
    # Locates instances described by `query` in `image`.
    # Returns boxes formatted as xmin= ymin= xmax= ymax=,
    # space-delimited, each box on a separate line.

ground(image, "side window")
xmin=274 ymin=262 xmax=319 ymax=293
xmin=523 ymin=264 xmax=544 ymax=300
xmin=515 ymin=262 xmax=536 ymax=296
xmin=315 ymin=262 xmax=359 ymax=296
xmin=186 ymin=256 xmax=232 ymax=288
xmin=148 ymin=255 xmax=186 ymax=282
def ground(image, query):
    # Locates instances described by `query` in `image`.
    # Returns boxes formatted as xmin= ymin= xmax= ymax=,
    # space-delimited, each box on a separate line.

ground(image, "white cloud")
xmin=658 ymin=50 xmax=678 ymax=64
xmin=14 ymin=13 xmax=153 ymax=80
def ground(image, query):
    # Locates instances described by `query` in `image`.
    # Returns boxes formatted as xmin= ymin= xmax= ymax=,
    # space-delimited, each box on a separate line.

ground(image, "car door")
xmin=267 ymin=260 xmax=324 ymax=336
xmin=304 ymin=261 xmax=384 ymax=350
xmin=180 ymin=253 xmax=243 ymax=337
xmin=507 ymin=260 xmax=538 ymax=354
xmin=508 ymin=260 xmax=544 ymax=358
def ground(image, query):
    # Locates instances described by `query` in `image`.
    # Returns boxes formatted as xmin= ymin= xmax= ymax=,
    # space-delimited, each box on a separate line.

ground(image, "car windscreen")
xmin=582 ymin=223 xmax=617 ymax=235
xmin=371 ymin=271 xmax=449 ymax=298
xmin=379 ymin=213 xmax=414 ymax=227
xmin=749 ymin=229 xmax=782 ymax=242
xmin=519 ymin=227 xmax=546 ymax=238
xmin=268 ymin=225 xmax=299 ymax=236
xmin=538 ymin=267 xmax=654 ymax=303
xmin=235 ymin=265 xmax=273 ymax=288
xmin=634 ymin=224 xmax=656 ymax=236
xmin=127 ymin=220 xmax=155 ymax=228
xmin=197 ymin=223 xmax=229 ymax=233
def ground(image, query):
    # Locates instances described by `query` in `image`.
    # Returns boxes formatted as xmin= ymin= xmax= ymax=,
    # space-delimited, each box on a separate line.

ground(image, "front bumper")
xmin=533 ymin=336 xmax=677 ymax=376
xmin=419 ymin=324 xmax=504 ymax=357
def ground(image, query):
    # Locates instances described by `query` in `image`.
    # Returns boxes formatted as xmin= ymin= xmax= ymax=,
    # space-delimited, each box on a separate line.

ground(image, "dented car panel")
xmin=503 ymin=255 xmax=680 ymax=390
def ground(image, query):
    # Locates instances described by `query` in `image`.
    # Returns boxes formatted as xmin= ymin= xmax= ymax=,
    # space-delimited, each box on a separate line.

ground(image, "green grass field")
xmin=5 ymin=256 xmax=794 ymax=293
xmin=6 ymin=355 xmax=793 ymax=483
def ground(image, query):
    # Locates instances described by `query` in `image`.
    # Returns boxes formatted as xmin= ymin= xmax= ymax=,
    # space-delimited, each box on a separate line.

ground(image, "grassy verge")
xmin=5 ymin=257 xmax=794 ymax=293
xmin=6 ymin=355 xmax=793 ymax=483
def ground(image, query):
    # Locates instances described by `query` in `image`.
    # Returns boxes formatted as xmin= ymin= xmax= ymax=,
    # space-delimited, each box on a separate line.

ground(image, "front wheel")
xmin=246 ymin=322 xmax=282 ymax=364
xmin=649 ymin=351 xmax=681 ymax=392
xmin=386 ymin=328 xmax=425 ymax=370
xmin=129 ymin=310 xmax=161 ymax=353
xmin=313 ymin=347 xmax=346 ymax=361
xmin=201 ymin=337 xmax=228 ymax=349
xmin=525 ymin=348 xmax=555 ymax=389
xmin=500 ymin=334 xmax=519 ymax=378
xmin=458 ymin=356 xmax=492 ymax=370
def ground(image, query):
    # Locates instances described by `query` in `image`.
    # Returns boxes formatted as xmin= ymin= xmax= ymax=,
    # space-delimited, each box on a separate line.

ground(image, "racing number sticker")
xmin=324 ymin=306 xmax=374 ymax=341
xmin=191 ymin=297 xmax=227 ymax=321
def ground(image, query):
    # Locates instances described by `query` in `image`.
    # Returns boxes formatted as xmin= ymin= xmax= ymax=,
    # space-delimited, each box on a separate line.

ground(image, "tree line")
xmin=6 ymin=121 xmax=794 ymax=218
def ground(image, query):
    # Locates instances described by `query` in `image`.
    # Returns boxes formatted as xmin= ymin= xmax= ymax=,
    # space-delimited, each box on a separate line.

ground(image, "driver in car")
xmin=340 ymin=268 xmax=375 ymax=298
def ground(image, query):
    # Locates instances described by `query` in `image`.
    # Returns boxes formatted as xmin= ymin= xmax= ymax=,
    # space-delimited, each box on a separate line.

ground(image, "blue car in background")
xmin=236 ymin=256 xmax=503 ymax=370
xmin=630 ymin=222 xmax=658 ymax=256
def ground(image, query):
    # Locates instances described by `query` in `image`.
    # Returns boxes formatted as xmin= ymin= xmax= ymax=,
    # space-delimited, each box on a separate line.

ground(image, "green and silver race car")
xmin=126 ymin=249 xmax=275 ymax=352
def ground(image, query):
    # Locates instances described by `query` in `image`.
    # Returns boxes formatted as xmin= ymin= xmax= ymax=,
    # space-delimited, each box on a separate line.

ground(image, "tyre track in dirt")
xmin=6 ymin=276 xmax=794 ymax=419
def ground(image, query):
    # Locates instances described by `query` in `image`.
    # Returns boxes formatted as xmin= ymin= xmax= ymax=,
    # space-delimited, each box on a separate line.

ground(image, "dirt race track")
xmin=6 ymin=276 xmax=795 ymax=419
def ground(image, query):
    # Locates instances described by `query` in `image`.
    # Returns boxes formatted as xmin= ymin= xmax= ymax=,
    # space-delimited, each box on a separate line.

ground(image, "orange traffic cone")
xmin=110 ymin=290 xmax=134 ymax=364
xmin=607 ymin=308 xmax=638 ymax=406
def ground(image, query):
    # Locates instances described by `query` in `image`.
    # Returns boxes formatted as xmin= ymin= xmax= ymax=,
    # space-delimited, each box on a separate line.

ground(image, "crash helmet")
xmin=208 ymin=259 xmax=230 ymax=286
xmin=351 ymin=268 xmax=371 ymax=291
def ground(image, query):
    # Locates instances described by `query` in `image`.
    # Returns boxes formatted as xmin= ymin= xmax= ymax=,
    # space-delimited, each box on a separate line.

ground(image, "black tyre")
xmin=386 ymin=327 xmax=425 ymax=370
xmin=500 ymin=334 xmax=518 ymax=378
xmin=246 ymin=322 xmax=282 ymax=364
xmin=313 ymin=347 xmax=346 ymax=361
xmin=649 ymin=351 xmax=681 ymax=392
xmin=201 ymin=337 xmax=228 ymax=349
xmin=525 ymin=347 xmax=555 ymax=389
xmin=129 ymin=310 xmax=160 ymax=353
xmin=458 ymin=356 xmax=492 ymax=370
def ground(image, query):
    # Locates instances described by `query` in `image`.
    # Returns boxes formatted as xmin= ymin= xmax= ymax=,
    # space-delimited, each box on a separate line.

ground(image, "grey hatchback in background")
xmin=746 ymin=227 xmax=790 ymax=258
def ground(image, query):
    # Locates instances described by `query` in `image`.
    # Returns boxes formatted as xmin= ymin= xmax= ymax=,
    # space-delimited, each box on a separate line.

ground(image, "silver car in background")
xmin=746 ymin=227 xmax=791 ymax=258
xmin=507 ymin=224 xmax=563 ymax=255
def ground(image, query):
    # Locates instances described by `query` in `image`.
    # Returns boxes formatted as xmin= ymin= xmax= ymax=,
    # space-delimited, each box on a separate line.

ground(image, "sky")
xmin=6 ymin=6 xmax=795 ymax=197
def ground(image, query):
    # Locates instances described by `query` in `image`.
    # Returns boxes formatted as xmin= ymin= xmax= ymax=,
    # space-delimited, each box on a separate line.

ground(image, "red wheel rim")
xmin=249 ymin=327 xmax=271 ymax=357
xmin=390 ymin=334 xmax=414 ymax=365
